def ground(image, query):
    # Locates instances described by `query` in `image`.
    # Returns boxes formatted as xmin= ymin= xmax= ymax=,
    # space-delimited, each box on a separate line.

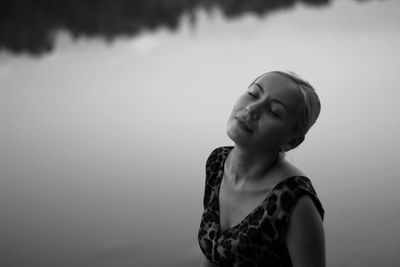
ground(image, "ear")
xmin=280 ymin=144 xmax=292 ymax=152
xmin=281 ymin=134 xmax=305 ymax=152
xmin=290 ymin=134 xmax=305 ymax=150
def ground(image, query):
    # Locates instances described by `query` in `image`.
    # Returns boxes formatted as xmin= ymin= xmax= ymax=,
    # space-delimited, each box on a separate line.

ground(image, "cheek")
xmin=232 ymin=95 xmax=248 ymax=111
xmin=284 ymin=117 xmax=298 ymax=136
xmin=258 ymin=120 xmax=290 ymax=140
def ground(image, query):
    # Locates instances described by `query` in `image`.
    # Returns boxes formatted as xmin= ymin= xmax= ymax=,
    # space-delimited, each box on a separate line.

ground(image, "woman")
xmin=198 ymin=71 xmax=325 ymax=267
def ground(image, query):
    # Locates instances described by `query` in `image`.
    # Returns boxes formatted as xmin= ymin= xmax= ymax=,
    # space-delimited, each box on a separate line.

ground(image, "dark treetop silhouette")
xmin=1 ymin=0 xmax=378 ymax=56
xmin=0 ymin=0 xmax=333 ymax=56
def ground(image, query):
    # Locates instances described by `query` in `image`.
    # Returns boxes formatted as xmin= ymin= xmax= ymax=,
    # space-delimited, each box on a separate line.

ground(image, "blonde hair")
xmin=250 ymin=70 xmax=321 ymax=149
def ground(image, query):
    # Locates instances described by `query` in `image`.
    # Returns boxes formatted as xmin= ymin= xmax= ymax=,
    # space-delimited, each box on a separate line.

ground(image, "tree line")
xmin=0 ymin=0 xmax=335 ymax=55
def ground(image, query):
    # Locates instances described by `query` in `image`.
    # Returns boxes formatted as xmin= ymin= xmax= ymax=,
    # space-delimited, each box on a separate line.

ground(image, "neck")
xmin=226 ymin=145 xmax=280 ymax=185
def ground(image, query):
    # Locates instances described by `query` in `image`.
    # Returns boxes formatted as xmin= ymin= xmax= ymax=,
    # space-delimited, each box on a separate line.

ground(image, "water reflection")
xmin=0 ymin=0 xmax=374 ymax=56
xmin=1 ymin=1 xmax=400 ymax=267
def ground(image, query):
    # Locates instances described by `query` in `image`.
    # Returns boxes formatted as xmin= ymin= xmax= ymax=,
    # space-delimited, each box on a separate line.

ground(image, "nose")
xmin=245 ymin=105 xmax=258 ymax=120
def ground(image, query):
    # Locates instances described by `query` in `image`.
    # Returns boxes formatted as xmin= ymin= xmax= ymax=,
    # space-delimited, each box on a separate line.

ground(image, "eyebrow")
xmin=253 ymin=83 xmax=289 ymax=111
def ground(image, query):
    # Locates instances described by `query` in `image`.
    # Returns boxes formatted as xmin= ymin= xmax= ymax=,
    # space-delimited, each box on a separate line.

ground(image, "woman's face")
xmin=227 ymin=73 xmax=304 ymax=152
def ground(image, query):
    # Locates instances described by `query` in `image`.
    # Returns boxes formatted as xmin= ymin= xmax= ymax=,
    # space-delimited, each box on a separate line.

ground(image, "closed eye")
xmin=248 ymin=92 xmax=258 ymax=98
xmin=269 ymin=108 xmax=280 ymax=118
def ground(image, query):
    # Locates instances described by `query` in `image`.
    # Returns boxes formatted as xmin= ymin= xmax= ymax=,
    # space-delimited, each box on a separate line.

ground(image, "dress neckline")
xmin=215 ymin=146 xmax=300 ymax=233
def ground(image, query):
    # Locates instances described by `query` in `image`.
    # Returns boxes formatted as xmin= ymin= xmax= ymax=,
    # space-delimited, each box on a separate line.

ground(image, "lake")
xmin=1 ymin=0 xmax=399 ymax=266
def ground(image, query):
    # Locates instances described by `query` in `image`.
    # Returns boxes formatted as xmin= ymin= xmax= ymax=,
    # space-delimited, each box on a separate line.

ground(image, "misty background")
xmin=1 ymin=0 xmax=399 ymax=266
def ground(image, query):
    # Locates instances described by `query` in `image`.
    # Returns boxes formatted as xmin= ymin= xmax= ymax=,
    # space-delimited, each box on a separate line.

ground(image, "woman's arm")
xmin=285 ymin=196 xmax=325 ymax=267
xmin=200 ymin=256 xmax=218 ymax=267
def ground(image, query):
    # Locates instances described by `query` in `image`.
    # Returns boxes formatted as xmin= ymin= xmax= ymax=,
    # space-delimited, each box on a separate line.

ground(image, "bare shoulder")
xmin=285 ymin=196 xmax=325 ymax=267
xmin=290 ymin=196 xmax=323 ymax=225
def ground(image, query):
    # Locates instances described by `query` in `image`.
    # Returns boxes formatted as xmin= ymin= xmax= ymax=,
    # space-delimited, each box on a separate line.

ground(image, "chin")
xmin=227 ymin=127 xmax=251 ymax=146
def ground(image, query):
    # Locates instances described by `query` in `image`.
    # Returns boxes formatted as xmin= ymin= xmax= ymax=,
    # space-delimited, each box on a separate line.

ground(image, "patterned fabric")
xmin=198 ymin=146 xmax=324 ymax=267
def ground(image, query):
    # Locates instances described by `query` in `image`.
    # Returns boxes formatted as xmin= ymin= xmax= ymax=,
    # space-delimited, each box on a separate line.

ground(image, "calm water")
xmin=1 ymin=1 xmax=400 ymax=266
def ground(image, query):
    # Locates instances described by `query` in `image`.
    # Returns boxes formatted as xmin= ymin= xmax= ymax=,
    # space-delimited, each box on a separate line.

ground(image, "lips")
xmin=235 ymin=117 xmax=253 ymax=133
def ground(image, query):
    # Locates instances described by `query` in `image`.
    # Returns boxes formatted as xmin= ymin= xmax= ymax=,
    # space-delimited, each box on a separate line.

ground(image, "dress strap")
xmin=272 ymin=176 xmax=325 ymax=237
xmin=203 ymin=146 xmax=232 ymax=208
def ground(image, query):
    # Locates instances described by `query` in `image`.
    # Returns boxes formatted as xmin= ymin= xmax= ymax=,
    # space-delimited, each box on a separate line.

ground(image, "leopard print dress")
xmin=198 ymin=146 xmax=324 ymax=267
